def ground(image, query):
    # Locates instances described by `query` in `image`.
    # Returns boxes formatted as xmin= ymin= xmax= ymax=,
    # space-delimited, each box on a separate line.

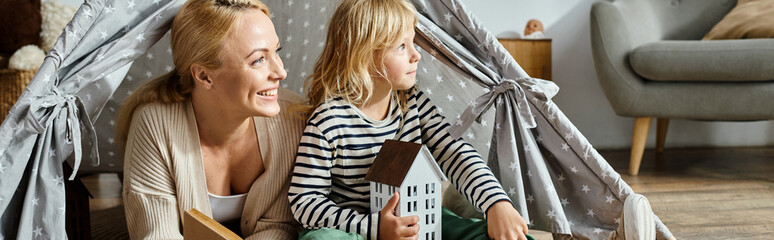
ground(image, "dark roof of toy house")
xmin=365 ymin=140 xmax=434 ymax=187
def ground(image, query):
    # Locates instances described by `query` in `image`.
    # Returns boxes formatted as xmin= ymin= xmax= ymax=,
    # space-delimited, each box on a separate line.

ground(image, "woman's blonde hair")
xmin=116 ymin=0 xmax=270 ymax=143
xmin=302 ymin=0 xmax=417 ymax=114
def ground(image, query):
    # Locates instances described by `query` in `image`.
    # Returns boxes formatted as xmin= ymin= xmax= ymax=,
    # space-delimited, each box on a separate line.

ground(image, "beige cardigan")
xmin=122 ymin=88 xmax=305 ymax=239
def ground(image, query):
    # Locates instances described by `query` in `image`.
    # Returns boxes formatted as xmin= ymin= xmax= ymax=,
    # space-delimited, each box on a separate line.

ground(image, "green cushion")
xmin=629 ymin=39 xmax=774 ymax=82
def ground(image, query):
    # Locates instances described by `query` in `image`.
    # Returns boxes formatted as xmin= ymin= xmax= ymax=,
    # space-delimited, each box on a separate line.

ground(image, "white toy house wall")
xmin=370 ymin=152 xmax=444 ymax=240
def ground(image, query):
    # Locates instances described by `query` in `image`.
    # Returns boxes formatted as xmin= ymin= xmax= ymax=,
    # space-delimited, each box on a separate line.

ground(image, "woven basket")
xmin=0 ymin=69 xmax=36 ymax=121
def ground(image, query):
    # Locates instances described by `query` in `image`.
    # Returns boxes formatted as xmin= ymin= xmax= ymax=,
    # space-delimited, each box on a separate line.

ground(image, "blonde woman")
xmin=116 ymin=0 xmax=304 ymax=239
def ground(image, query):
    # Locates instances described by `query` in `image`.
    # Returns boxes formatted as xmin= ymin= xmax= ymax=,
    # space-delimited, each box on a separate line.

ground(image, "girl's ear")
xmin=190 ymin=64 xmax=213 ymax=89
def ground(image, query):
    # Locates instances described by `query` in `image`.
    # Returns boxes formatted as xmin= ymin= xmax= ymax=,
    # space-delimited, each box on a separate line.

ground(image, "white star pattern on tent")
xmin=32 ymin=226 xmax=42 ymax=238
xmin=53 ymin=176 xmax=63 ymax=186
xmin=605 ymin=195 xmax=615 ymax=204
xmin=547 ymin=209 xmax=556 ymax=219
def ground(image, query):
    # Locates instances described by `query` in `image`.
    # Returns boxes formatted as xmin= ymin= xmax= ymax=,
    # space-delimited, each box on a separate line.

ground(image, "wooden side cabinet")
xmin=497 ymin=38 xmax=552 ymax=80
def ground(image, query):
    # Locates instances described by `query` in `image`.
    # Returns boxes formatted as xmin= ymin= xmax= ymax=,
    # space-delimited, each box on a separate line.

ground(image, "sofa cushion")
xmin=629 ymin=39 xmax=774 ymax=82
xmin=703 ymin=0 xmax=774 ymax=40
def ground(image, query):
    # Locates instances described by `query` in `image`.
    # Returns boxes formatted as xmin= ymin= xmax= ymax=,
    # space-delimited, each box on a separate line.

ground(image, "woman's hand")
xmin=486 ymin=201 xmax=529 ymax=240
xmin=379 ymin=192 xmax=420 ymax=240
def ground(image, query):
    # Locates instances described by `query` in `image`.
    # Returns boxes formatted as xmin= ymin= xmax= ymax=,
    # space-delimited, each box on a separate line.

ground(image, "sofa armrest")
xmin=590 ymin=1 xmax=648 ymax=114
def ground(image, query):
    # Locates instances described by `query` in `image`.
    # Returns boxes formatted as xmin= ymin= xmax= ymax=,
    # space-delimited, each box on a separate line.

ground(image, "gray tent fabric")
xmin=0 ymin=0 xmax=673 ymax=239
xmin=0 ymin=0 xmax=184 ymax=238
xmin=410 ymin=1 xmax=673 ymax=239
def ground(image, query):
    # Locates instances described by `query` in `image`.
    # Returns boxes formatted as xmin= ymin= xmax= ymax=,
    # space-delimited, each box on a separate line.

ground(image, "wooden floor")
xmin=84 ymin=147 xmax=774 ymax=239
xmin=607 ymin=147 xmax=774 ymax=240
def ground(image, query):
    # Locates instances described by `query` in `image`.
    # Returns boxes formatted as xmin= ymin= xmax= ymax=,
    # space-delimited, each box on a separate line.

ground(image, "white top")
xmin=208 ymin=192 xmax=248 ymax=223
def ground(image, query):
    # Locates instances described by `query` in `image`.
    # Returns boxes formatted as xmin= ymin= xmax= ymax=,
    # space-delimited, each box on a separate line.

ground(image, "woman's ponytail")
xmin=115 ymin=70 xmax=190 ymax=145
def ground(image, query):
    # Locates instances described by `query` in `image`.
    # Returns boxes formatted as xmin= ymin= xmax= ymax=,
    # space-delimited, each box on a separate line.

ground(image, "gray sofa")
xmin=590 ymin=0 xmax=774 ymax=175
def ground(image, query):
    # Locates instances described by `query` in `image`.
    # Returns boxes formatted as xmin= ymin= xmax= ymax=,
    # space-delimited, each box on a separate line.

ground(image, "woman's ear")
xmin=191 ymin=64 xmax=213 ymax=89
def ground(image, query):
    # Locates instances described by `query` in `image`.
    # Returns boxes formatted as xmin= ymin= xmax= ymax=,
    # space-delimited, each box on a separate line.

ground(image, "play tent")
xmin=0 ymin=0 xmax=673 ymax=239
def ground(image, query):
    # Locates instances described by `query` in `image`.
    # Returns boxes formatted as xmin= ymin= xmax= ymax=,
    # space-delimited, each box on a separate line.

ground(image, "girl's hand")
xmin=379 ymin=192 xmax=420 ymax=240
xmin=486 ymin=201 xmax=529 ymax=240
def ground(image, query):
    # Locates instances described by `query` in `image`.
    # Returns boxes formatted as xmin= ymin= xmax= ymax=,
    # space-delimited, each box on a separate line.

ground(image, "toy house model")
xmin=365 ymin=140 xmax=448 ymax=240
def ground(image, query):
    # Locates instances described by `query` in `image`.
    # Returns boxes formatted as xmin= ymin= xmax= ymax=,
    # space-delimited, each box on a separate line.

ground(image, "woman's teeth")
xmin=258 ymin=89 xmax=277 ymax=96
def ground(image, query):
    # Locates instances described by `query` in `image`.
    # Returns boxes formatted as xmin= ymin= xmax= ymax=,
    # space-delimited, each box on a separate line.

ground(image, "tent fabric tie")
xmin=449 ymin=78 xmax=537 ymax=138
xmin=24 ymin=86 xmax=99 ymax=180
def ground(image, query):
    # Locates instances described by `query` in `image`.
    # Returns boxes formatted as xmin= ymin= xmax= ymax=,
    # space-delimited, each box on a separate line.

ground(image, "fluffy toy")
xmin=40 ymin=0 xmax=78 ymax=52
xmin=9 ymin=45 xmax=46 ymax=71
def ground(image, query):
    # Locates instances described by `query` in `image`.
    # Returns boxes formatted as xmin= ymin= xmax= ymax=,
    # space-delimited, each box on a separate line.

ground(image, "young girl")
xmin=288 ymin=0 xmax=532 ymax=239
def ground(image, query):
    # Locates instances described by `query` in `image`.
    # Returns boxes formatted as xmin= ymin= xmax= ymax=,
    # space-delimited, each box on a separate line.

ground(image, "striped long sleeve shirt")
xmin=288 ymin=87 xmax=511 ymax=239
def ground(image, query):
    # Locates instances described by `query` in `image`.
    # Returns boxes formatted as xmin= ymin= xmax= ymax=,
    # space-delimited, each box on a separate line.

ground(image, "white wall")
xmin=459 ymin=0 xmax=774 ymax=149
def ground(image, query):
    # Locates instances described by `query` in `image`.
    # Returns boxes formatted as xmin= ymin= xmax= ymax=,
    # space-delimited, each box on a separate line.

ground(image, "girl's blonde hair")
xmin=116 ymin=0 xmax=270 ymax=143
xmin=303 ymin=0 xmax=417 ymax=114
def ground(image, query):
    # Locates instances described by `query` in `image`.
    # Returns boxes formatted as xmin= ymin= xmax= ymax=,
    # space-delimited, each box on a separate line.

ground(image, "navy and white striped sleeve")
xmin=413 ymin=89 xmax=512 ymax=217
xmin=288 ymin=122 xmax=380 ymax=239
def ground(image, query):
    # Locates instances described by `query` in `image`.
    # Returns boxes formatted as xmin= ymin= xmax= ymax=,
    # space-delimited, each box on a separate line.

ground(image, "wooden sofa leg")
xmin=656 ymin=118 xmax=669 ymax=153
xmin=630 ymin=117 xmax=652 ymax=176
